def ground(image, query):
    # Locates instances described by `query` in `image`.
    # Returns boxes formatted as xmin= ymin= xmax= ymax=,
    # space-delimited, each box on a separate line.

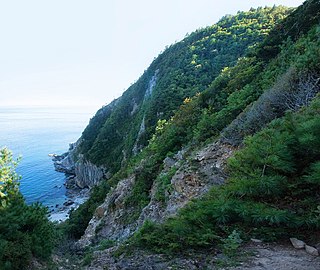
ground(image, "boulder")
xmin=290 ymin=238 xmax=305 ymax=249
xmin=305 ymin=245 xmax=319 ymax=256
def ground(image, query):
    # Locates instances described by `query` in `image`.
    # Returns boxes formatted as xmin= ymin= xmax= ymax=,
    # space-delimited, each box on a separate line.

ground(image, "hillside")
xmin=76 ymin=6 xmax=291 ymax=174
xmin=58 ymin=4 xmax=294 ymax=237
xmin=2 ymin=1 xmax=320 ymax=269
xmin=56 ymin=1 xmax=320 ymax=269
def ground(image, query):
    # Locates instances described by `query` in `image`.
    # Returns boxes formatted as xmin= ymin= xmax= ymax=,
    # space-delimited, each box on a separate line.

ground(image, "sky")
xmin=0 ymin=0 xmax=305 ymax=111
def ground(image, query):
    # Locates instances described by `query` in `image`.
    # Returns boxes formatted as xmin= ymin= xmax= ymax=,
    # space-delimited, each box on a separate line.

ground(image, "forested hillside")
xmin=62 ymin=3 xmax=320 ymax=267
xmin=62 ymin=5 xmax=297 ymax=240
xmin=77 ymin=6 xmax=291 ymax=173
xmin=127 ymin=0 xmax=320 ymax=253
xmin=2 ymin=1 xmax=319 ymax=269
xmin=0 ymin=149 xmax=55 ymax=269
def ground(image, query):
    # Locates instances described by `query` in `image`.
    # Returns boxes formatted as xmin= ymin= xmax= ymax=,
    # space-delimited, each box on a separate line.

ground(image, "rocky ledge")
xmin=52 ymin=152 xmax=75 ymax=174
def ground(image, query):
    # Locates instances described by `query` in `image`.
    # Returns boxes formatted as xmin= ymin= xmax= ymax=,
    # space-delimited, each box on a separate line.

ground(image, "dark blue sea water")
xmin=0 ymin=107 xmax=95 ymax=208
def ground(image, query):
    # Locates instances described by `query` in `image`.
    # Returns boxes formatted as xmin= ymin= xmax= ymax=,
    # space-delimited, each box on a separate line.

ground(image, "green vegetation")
xmin=78 ymin=6 xmax=291 ymax=173
xmin=152 ymin=20 xmax=320 ymax=151
xmin=62 ymin=0 xmax=320 ymax=262
xmin=0 ymin=148 xmax=55 ymax=270
xmin=65 ymin=2 xmax=320 ymax=242
xmin=131 ymin=96 xmax=320 ymax=253
xmin=121 ymin=0 xmax=320 ymax=255
xmin=154 ymin=166 xmax=177 ymax=203
xmin=65 ymin=8 xmax=296 ymax=236
xmin=2 ymin=1 xmax=320 ymax=268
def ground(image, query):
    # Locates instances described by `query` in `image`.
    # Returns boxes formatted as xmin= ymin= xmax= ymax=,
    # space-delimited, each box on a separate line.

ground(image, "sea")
xmin=0 ymin=106 xmax=96 ymax=210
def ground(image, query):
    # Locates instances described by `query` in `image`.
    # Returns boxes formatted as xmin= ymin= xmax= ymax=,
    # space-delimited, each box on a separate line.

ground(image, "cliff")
xmin=53 ymin=141 xmax=107 ymax=188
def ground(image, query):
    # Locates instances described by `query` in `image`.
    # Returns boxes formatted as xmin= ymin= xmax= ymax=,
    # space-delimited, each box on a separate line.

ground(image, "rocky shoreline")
xmin=49 ymin=149 xmax=88 ymax=222
xmin=48 ymin=141 xmax=106 ymax=222
xmin=48 ymin=186 xmax=89 ymax=223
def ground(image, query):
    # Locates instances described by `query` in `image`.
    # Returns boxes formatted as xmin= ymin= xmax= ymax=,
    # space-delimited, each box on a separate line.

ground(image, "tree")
xmin=0 ymin=148 xmax=20 ymax=208
xmin=0 ymin=148 xmax=55 ymax=270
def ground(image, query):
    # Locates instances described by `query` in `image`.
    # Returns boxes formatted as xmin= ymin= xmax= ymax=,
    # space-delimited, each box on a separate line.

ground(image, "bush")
xmin=0 ymin=148 xmax=55 ymax=269
xmin=221 ymin=230 xmax=242 ymax=258
xmin=222 ymin=68 xmax=320 ymax=145
xmin=130 ymin=97 xmax=320 ymax=253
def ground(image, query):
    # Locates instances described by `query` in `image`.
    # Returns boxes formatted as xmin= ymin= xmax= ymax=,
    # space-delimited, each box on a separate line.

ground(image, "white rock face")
xmin=144 ymin=70 xmax=159 ymax=100
xmin=132 ymin=116 xmax=146 ymax=155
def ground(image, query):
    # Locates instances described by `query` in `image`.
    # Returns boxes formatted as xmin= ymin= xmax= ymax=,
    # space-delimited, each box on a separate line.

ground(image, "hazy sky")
xmin=0 ymin=0 xmax=304 ymax=110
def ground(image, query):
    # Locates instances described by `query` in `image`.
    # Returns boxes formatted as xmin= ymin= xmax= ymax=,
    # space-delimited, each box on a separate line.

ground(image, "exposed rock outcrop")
xmin=137 ymin=141 xmax=234 ymax=226
xmin=76 ymin=176 xmax=137 ymax=249
xmin=52 ymin=141 xmax=107 ymax=189
xmin=77 ymin=140 xmax=235 ymax=248
xmin=74 ymin=155 xmax=107 ymax=188
xmin=52 ymin=142 xmax=77 ymax=174
xmin=132 ymin=116 xmax=146 ymax=155
xmin=144 ymin=70 xmax=159 ymax=100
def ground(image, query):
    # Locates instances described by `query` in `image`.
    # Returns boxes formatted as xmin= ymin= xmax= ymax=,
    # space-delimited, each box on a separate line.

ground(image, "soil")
xmin=228 ymin=242 xmax=320 ymax=270
xmin=42 ymin=241 xmax=320 ymax=269
xmin=81 ymin=242 xmax=320 ymax=270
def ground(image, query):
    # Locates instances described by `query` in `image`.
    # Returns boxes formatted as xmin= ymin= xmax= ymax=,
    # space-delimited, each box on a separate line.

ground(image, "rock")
xmin=76 ymin=141 xmax=234 ymax=250
xmin=95 ymin=206 xmax=106 ymax=218
xmin=53 ymin=140 xmax=107 ymax=189
xmin=74 ymin=156 xmax=106 ymax=188
xmin=76 ymin=175 xmax=136 ymax=249
xmin=163 ymin=157 xmax=176 ymax=169
xmin=251 ymin=238 xmax=263 ymax=243
xmin=63 ymin=200 xmax=74 ymax=206
xmin=305 ymin=245 xmax=319 ymax=256
xmin=290 ymin=238 xmax=305 ymax=249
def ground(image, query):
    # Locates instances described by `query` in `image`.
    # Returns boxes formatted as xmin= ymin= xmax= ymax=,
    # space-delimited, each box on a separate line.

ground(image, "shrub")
xmin=130 ymin=97 xmax=320 ymax=253
xmin=0 ymin=148 xmax=55 ymax=269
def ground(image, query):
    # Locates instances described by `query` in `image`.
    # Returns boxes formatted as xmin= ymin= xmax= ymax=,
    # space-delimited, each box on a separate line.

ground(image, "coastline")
xmin=49 ymin=186 xmax=90 ymax=223
xmin=49 ymin=150 xmax=90 ymax=223
xmin=48 ymin=150 xmax=79 ymax=222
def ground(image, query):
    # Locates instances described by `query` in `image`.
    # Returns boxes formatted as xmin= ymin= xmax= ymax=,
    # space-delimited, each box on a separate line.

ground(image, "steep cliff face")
xmin=76 ymin=141 xmax=234 ymax=248
xmin=53 ymin=141 xmax=107 ymax=189
xmin=74 ymin=155 xmax=107 ymax=188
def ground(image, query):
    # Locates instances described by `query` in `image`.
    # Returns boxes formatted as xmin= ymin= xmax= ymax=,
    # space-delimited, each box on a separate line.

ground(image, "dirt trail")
xmin=47 ymin=242 xmax=320 ymax=269
xmin=229 ymin=243 xmax=320 ymax=270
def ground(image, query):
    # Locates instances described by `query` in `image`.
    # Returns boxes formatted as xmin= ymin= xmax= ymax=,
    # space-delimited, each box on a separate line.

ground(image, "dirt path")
xmin=229 ymin=243 xmax=320 ymax=270
xmin=50 ymin=241 xmax=320 ymax=269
